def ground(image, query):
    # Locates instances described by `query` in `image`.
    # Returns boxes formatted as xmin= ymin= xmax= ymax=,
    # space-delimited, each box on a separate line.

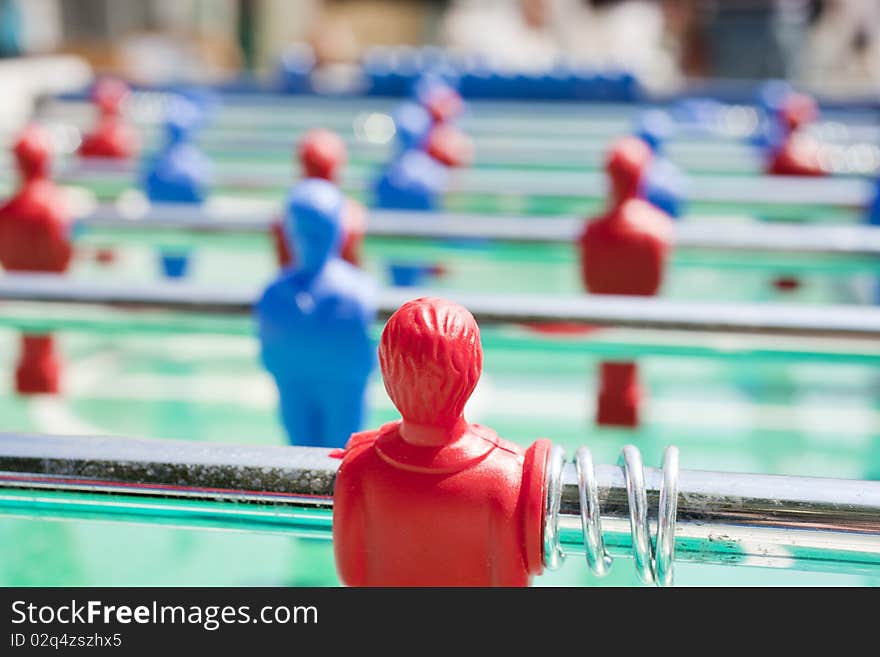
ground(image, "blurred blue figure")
xmin=752 ymin=80 xmax=792 ymax=154
xmin=672 ymin=98 xmax=724 ymax=132
xmin=867 ymin=182 xmax=880 ymax=303
xmin=868 ymin=180 xmax=880 ymax=226
xmin=375 ymin=149 xmax=448 ymax=211
xmin=143 ymin=96 xmax=212 ymax=204
xmin=635 ymin=109 xmax=674 ymax=152
xmin=392 ymin=102 xmax=433 ymax=152
xmin=176 ymin=86 xmax=222 ymax=126
xmin=634 ymin=110 xmax=687 ymax=219
xmin=256 ymin=179 xmax=377 ymax=447
xmin=277 ymin=45 xmax=315 ymax=93
xmin=143 ymin=96 xmax=212 ymax=278
xmin=641 ymin=158 xmax=688 ymax=219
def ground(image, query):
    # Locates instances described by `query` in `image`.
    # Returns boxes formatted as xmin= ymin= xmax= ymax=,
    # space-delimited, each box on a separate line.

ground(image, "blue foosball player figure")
xmin=143 ymin=96 xmax=211 ymax=205
xmin=142 ymin=96 xmax=212 ymax=278
xmin=256 ymin=179 xmax=377 ymax=447
xmin=375 ymin=149 xmax=447 ymax=211
xmin=634 ymin=110 xmax=687 ymax=219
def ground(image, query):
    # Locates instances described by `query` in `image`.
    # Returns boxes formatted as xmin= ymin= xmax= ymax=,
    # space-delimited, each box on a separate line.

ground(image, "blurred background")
xmin=1 ymin=1 xmax=878 ymax=103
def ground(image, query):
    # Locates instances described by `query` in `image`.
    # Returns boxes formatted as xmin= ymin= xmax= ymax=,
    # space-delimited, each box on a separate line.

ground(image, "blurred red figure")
xmin=578 ymin=137 xmax=674 ymax=427
xmin=426 ymin=123 xmax=475 ymax=168
xmin=0 ymin=126 xmax=73 ymax=394
xmin=767 ymin=93 xmax=826 ymax=177
xmin=78 ymin=78 xmax=139 ymax=160
xmin=334 ymin=297 xmax=551 ymax=586
xmin=421 ymin=84 xmax=464 ymax=123
xmin=271 ymin=129 xmax=365 ymax=268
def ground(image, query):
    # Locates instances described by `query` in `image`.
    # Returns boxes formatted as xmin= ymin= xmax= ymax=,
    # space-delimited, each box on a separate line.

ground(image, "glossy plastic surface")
xmin=143 ymin=97 xmax=212 ymax=204
xmin=375 ymin=149 xmax=447 ymax=210
xmin=273 ymin=130 xmax=364 ymax=268
xmin=256 ymin=180 xmax=377 ymax=447
xmin=0 ymin=126 xmax=71 ymax=393
xmin=334 ymin=297 xmax=550 ymax=586
xmin=78 ymin=78 xmax=138 ymax=160
xmin=578 ymin=138 xmax=673 ymax=426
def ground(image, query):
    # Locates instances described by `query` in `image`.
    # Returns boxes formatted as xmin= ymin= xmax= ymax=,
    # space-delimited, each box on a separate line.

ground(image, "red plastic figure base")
xmin=334 ymin=297 xmax=551 ymax=586
xmin=773 ymin=275 xmax=801 ymax=292
xmin=596 ymin=362 xmax=640 ymax=427
xmin=16 ymin=335 xmax=61 ymax=394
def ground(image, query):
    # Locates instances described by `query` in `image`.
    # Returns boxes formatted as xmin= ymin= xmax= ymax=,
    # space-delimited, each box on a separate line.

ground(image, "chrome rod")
xmin=77 ymin=204 xmax=880 ymax=256
xmin=1 ymin=273 xmax=880 ymax=339
xmin=0 ymin=433 xmax=878 ymax=580
xmin=28 ymin=157 xmax=877 ymax=204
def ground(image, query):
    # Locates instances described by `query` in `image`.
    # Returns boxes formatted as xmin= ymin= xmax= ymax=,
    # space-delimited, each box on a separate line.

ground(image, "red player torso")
xmin=333 ymin=421 xmax=550 ymax=587
xmin=578 ymin=198 xmax=673 ymax=296
xmin=767 ymin=133 xmax=826 ymax=177
xmin=0 ymin=179 xmax=72 ymax=273
xmin=426 ymin=124 xmax=474 ymax=168
xmin=78 ymin=116 xmax=138 ymax=160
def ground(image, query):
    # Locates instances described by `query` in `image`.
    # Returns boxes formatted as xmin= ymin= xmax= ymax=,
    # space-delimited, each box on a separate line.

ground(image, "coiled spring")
xmin=543 ymin=444 xmax=680 ymax=587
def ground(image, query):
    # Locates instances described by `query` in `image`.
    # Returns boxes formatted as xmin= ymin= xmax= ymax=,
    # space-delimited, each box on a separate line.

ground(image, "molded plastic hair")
xmin=606 ymin=136 xmax=652 ymax=204
xmin=298 ymin=129 xmax=347 ymax=182
xmin=379 ymin=297 xmax=482 ymax=427
xmin=93 ymin=77 xmax=129 ymax=116
xmin=14 ymin=125 xmax=51 ymax=179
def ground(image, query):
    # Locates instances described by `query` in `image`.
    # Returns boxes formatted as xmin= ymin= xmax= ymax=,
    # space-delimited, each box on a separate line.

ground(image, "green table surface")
xmin=1 ymin=244 xmax=879 ymax=587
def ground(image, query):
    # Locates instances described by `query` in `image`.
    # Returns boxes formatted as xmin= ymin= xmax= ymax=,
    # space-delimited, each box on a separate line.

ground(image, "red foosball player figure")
xmin=271 ymin=129 xmax=365 ymax=269
xmin=578 ymin=137 xmax=673 ymax=427
xmin=333 ymin=297 xmax=551 ymax=586
xmin=0 ymin=126 xmax=73 ymax=394
xmin=77 ymin=78 xmax=139 ymax=160
xmin=766 ymin=92 xmax=826 ymax=177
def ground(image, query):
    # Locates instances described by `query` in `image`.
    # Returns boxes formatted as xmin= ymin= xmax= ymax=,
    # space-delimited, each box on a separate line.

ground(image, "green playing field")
xmin=1 ymin=224 xmax=879 ymax=586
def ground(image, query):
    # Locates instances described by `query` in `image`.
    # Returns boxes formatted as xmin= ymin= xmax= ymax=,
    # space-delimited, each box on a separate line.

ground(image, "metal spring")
xmin=543 ymin=444 xmax=680 ymax=587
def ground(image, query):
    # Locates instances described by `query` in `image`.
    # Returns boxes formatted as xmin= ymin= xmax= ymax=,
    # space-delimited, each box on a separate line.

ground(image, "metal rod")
xmin=77 ymin=204 xmax=880 ymax=257
xmin=1 ymin=273 xmax=880 ymax=339
xmin=26 ymin=154 xmax=876 ymax=205
xmin=0 ymin=433 xmax=878 ymax=578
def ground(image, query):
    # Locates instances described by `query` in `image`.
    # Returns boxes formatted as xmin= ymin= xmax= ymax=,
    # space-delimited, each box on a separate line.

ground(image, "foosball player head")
xmin=414 ymin=75 xmax=464 ymax=123
xmin=392 ymin=102 xmax=433 ymax=151
xmin=298 ymin=128 xmax=347 ymax=182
